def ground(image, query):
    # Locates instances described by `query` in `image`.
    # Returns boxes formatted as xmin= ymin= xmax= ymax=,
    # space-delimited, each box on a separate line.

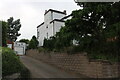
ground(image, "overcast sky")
xmin=0 ymin=0 xmax=80 ymax=41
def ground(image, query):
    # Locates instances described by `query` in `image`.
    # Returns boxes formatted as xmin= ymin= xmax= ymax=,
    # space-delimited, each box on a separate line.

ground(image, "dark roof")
xmin=50 ymin=19 xmax=65 ymax=24
xmin=61 ymin=14 xmax=72 ymax=20
xmin=15 ymin=41 xmax=26 ymax=44
xmin=44 ymin=9 xmax=66 ymax=15
xmin=37 ymin=22 xmax=44 ymax=28
xmin=7 ymin=40 xmax=13 ymax=44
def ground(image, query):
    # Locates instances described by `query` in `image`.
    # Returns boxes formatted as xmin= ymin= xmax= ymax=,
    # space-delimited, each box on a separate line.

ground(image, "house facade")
xmin=14 ymin=42 xmax=26 ymax=55
xmin=7 ymin=40 xmax=14 ymax=49
xmin=37 ymin=9 xmax=71 ymax=46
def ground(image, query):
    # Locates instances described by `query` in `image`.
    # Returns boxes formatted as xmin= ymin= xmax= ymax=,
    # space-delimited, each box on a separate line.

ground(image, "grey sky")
xmin=0 ymin=0 xmax=80 ymax=40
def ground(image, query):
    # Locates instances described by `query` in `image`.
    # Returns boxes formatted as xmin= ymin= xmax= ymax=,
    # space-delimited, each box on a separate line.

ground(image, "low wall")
xmin=26 ymin=49 xmax=120 ymax=78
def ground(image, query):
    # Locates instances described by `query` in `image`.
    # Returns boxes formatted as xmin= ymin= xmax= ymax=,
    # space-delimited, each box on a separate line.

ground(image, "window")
xmin=37 ymin=32 xmax=39 ymax=38
xmin=46 ymin=26 xmax=48 ymax=28
xmin=47 ymin=33 xmax=48 ymax=39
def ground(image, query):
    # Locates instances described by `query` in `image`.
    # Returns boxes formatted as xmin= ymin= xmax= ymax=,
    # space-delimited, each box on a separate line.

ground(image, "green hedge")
xmin=2 ymin=47 xmax=23 ymax=77
xmin=2 ymin=47 xmax=31 ymax=79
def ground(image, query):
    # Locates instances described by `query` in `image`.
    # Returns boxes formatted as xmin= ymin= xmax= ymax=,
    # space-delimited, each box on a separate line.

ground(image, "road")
xmin=20 ymin=56 xmax=86 ymax=78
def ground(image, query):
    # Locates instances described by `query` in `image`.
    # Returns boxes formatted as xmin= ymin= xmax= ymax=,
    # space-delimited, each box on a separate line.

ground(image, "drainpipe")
xmin=0 ymin=22 xmax=2 ymax=46
xmin=53 ymin=21 xmax=55 ymax=36
xmin=51 ymin=11 xmax=53 ymax=20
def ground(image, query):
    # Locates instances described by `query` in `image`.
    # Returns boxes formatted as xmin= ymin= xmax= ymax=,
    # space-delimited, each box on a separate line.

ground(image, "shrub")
xmin=28 ymin=36 xmax=39 ymax=49
xmin=65 ymin=46 xmax=82 ymax=54
xmin=38 ymin=47 xmax=45 ymax=53
xmin=87 ymin=41 xmax=119 ymax=62
xmin=43 ymin=37 xmax=56 ymax=51
xmin=2 ymin=47 xmax=23 ymax=77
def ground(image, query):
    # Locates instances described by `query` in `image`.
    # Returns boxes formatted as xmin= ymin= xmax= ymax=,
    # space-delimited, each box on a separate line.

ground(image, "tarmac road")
xmin=20 ymin=56 xmax=86 ymax=78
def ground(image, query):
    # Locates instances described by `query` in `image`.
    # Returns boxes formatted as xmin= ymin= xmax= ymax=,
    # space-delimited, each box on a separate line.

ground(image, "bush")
xmin=38 ymin=47 xmax=45 ymax=53
xmin=2 ymin=47 xmax=31 ymax=79
xmin=28 ymin=36 xmax=39 ymax=49
xmin=43 ymin=37 xmax=56 ymax=51
xmin=87 ymin=41 xmax=119 ymax=62
xmin=2 ymin=47 xmax=23 ymax=77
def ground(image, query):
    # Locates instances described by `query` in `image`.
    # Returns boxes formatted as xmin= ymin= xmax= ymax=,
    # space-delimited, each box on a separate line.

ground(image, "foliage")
xmin=74 ymin=2 xmax=120 ymax=61
xmin=0 ymin=21 xmax=7 ymax=47
xmin=7 ymin=17 xmax=21 ymax=42
xmin=0 ymin=17 xmax=21 ymax=46
xmin=43 ymin=27 xmax=73 ymax=51
xmin=43 ymin=37 xmax=56 ymax=51
xmin=43 ymin=2 xmax=120 ymax=62
xmin=19 ymin=39 xmax=29 ymax=44
xmin=38 ymin=47 xmax=45 ymax=53
xmin=2 ymin=47 xmax=31 ymax=78
xmin=55 ymin=27 xmax=73 ymax=49
xmin=2 ymin=47 xmax=23 ymax=77
xmin=28 ymin=36 xmax=39 ymax=49
xmin=64 ymin=46 xmax=82 ymax=54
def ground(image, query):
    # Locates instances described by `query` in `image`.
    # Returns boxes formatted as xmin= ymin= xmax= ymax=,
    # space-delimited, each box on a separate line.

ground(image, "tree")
xmin=7 ymin=17 xmax=21 ymax=42
xmin=0 ymin=21 xmax=7 ymax=47
xmin=43 ymin=37 xmax=56 ymax=51
xmin=0 ymin=21 xmax=2 ymax=46
xmin=19 ymin=39 xmax=29 ymax=44
xmin=70 ymin=2 xmax=120 ymax=61
xmin=42 ymin=2 xmax=120 ymax=61
xmin=28 ymin=36 xmax=39 ymax=49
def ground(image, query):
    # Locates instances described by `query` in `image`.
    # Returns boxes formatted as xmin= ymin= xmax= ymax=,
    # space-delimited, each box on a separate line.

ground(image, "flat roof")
xmin=44 ymin=9 xmax=66 ymax=15
xmin=15 ymin=41 xmax=26 ymax=44
xmin=61 ymin=14 xmax=72 ymax=20
xmin=50 ymin=19 xmax=65 ymax=24
xmin=37 ymin=22 xmax=44 ymax=28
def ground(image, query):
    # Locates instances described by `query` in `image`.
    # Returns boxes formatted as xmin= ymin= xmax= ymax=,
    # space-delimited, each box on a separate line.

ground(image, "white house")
xmin=37 ymin=9 xmax=71 ymax=46
xmin=14 ymin=42 xmax=26 ymax=55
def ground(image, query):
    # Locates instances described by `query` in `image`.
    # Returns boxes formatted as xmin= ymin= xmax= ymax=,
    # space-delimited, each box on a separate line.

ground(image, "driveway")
xmin=20 ymin=56 xmax=86 ymax=78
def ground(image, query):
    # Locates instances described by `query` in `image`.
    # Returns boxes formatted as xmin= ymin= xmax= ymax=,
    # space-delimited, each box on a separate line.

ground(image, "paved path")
xmin=20 ymin=56 xmax=85 ymax=78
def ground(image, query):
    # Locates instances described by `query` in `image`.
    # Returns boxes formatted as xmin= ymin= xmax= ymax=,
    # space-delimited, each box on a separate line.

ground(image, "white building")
xmin=7 ymin=44 xmax=13 ymax=49
xmin=14 ymin=42 xmax=26 ymax=55
xmin=37 ymin=9 xmax=71 ymax=46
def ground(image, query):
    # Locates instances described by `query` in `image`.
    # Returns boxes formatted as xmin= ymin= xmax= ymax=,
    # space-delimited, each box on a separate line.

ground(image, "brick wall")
xmin=26 ymin=49 xmax=120 ymax=78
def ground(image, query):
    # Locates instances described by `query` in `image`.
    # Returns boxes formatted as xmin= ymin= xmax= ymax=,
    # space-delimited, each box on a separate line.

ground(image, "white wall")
xmin=54 ymin=21 xmax=65 ymax=33
xmin=44 ymin=11 xmax=52 ymax=23
xmin=37 ymin=24 xmax=46 ymax=46
xmin=7 ymin=44 xmax=12 ymax=49
xmin=38 ymin=23 xmax=54 ymax=46
xmin=14 ymin=47 xmax=24 ymax=55
xmin=53 ymin=12 xmax=66 ymax=20
xmin=14 ymin=42 xmax=26 ymax=55
xmin=37 ymin=10 xmax=66 ymax=46
xmin=47 ymin=22 xmax=54 ymax=38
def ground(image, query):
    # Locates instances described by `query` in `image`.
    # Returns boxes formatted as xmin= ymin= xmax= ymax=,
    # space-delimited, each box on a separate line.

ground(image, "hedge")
xmin=2 ymin=47 xmax=23 ymax=77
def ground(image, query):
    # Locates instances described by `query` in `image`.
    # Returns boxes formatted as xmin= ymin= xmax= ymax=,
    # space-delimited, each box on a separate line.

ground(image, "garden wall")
xmin=26 ymin=49 xmax=120 ymax=78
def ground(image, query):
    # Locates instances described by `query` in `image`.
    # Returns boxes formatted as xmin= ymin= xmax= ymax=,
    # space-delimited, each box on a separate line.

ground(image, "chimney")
xmin=45 ymin=10 xmax=47 ymax=13
xmin=63 ymin=10 xmax=67 ymax=15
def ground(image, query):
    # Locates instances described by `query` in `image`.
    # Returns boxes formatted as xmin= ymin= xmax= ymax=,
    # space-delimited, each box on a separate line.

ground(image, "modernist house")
xmin=37 ymin=9 xmax=71 ymax=46
xmin=14 ymin=42 xmax=26 ymax=55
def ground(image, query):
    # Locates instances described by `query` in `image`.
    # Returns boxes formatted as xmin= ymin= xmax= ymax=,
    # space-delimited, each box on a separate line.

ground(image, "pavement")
xmin=20 ymin=56 xmax=86 ymax=78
